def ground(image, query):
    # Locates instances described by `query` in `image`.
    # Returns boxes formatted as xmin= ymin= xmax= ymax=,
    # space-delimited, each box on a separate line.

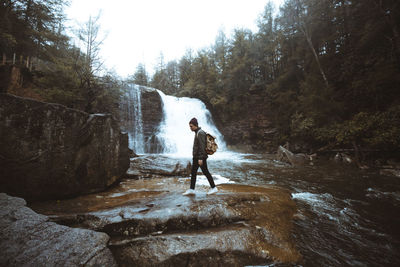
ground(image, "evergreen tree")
xmin=131 ymin=63 xmax=148 ymax=86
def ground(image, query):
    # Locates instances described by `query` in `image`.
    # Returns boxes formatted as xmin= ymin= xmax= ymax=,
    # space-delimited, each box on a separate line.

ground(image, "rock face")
xmin=119 ymin=84 xmax=163 ymax=153
xmin=30 ymin=174 xmax=302 ymax=266
xmin=0 ymin=193 xmax=117 ymax=266
xmin=217 ymin=94 xmax=277 ymax=153
xmin=0 ymin=93 xmax=130 ymax=201
xmin=140 ymin=86 xmax=163 ymax=152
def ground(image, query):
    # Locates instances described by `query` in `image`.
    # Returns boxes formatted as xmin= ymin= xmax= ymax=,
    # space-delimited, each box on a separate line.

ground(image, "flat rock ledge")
xmin=30 ymin=178 xmax=303 ymax=266
xmin=127 ymin=155 xmax=191 ymax=178
xmin=0 ymin=193 xmax=116 ymax=267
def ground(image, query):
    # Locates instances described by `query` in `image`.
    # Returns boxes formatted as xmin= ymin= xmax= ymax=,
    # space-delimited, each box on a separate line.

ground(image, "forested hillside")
xmin=2 ymin=0 xmax=399 ymax=155
xmin=135 ymin=0 xmax=400 ymax=154
xmin=0 ymin=0 xmax=121 ymax=117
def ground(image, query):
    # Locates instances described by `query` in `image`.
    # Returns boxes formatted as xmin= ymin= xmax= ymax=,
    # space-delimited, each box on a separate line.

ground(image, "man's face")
xmin=189 ymin=123 xmax=197 ymax=132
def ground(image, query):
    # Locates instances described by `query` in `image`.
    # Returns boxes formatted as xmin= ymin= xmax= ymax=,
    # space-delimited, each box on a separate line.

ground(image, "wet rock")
xmin=140 ymin=86 xmax=163 ymax=152
xmin=0 ymin=93 xmax=130 ymax=201
xmin=277 ymin=145 xmax=315 ymax=166
xmin=110 ymin=227 xmax=270 ymax=266
xmin=379 ymin=168 xmax=400 ymax=178
xmin=119 ymin=84 xmax=163 ymax=153
xmin=30 ymin=178 xmax=302 ymax=266
xmin=218 ymin=93 xmax=277 ymax=153
xmin=334 ymin=153 xmax=353 ymax=164
xmin=129 ymin=155 xmax=191 ymax=177
xmin=0 ymin=193 xmax=116 ymax=266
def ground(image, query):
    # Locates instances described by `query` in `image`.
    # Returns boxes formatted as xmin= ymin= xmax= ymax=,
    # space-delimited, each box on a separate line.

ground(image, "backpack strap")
xmin=196 ymin=129 xmax=205 ymax=138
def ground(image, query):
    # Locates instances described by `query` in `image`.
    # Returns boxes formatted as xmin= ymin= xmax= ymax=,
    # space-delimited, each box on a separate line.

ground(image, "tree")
xmin=212 ymin=29 xmax=228 ymax=76
xmin=371 ymin=0 xmax=400 ymax=68
xmin=0 ymin=0 xmax=68 ymax=59
xmin=178 ymin=49 xmax=194 ymax=89
xmin=165 ymin=60 xmax=179 ymax=93
xmin=131 ymin=63 xmax=148 ymax=86
xmin=225 ymin=29 xmax=255 ymax=98
xmin=281 ymin=0 xmax=330 ymax=88
xmin=256 ymin=1 xmax=280 ymax=84
xmin=76 ymin=13 xmax=105 ymax=112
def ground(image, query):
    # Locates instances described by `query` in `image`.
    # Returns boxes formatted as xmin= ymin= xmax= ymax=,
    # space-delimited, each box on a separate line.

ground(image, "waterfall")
xmin=120 ymin=83 xmax=226 ymax=157
xmin=121 ymin=84 xmax=145 ymax=153
xmin=156 ymin=90 xmax=226 ymax=157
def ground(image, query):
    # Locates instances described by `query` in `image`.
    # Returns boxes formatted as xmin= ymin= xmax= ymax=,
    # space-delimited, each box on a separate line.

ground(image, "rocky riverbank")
xmin=25 ymin=155 xmax=302 ymax=266
xmin=0 ymin=193 xmax=117 ymax=266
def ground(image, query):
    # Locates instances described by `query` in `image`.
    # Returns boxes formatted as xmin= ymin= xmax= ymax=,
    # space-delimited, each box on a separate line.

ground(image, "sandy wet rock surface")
xmin=30 ymin=177 xmax=302 ymax=266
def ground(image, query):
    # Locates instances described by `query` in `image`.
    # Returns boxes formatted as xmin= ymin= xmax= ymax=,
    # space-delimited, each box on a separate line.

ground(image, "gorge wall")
xmin=120 ymin=85 xmax=164 ymax=154
xmin=0 ymin=93 xmax=130 ymax=201
xmin=211 ymin=93 xmax=277 ymax=153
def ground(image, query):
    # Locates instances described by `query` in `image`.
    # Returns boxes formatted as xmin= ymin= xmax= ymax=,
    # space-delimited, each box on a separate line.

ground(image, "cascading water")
xmin=121 ymin=84 xmax=145 ymax=154
xmin=156 ymin=90 xmax=226 ymax=157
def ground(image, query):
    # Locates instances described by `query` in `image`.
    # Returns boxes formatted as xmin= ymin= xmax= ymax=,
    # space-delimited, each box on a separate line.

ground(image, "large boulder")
xmin=0 ymin=93 xmax=130 ymax=201
xmin=0 ymin=193 xmax=117 ymax=266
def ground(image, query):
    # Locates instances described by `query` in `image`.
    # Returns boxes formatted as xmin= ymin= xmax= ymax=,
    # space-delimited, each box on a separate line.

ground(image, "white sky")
xmin=66 ymin=0 xmax=284 ymax=77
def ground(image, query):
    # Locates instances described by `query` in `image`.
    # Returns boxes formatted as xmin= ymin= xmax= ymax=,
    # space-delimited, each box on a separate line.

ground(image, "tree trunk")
xmin=390 ymin=22 xmax=400 ymax=68
xmin=374 ymin=0 xmax=400 ymax=68
xmin=294 ymin=0 xmax=329 ymax=88
xmin=305 ymin=35 xmax=330 ymax=88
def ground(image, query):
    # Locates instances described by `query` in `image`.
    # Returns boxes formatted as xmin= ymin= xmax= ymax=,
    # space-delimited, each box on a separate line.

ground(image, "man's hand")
xmin=198 ymin=159 xmax=203 ymax=166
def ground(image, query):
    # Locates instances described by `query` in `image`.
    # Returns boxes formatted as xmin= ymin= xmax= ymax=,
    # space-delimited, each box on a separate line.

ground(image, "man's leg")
xmin=199 ymin=159 xmax=216 ymax=188
xmin=190 ymin=158 xmax=200 ymax=190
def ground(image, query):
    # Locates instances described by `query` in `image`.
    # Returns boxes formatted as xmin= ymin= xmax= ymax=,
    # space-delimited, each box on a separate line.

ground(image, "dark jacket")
xmin=193 ymin=127 xmax=207 ymax=159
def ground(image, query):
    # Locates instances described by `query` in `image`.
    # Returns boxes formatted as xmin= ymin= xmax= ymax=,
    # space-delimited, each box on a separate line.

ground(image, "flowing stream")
xmin=124 ymin=87 xmax=400 ymax=266
xmin=171 ymin=153 xmax=400 ymax=266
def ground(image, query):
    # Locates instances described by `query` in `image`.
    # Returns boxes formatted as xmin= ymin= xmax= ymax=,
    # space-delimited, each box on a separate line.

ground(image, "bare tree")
xmin=76 ymin=12 xmax=106 ymax=112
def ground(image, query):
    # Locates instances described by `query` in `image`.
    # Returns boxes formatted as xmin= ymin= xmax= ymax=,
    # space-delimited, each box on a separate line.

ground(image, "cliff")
xmin=119 ymin=84 xmax=164 ymax=153
xmin=214 ymin=93 xmax=277 ymax=153
xmin=0 ymin=93 xmax=130 ymax=201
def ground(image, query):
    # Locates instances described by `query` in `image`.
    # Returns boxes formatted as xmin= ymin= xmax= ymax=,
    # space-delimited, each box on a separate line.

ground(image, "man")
xmin=183 ymin=118 xmax=218 ymax=195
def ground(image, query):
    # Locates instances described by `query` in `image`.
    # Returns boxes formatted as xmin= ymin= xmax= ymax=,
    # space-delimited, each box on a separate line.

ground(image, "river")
xmin=123 ymin=85 xmax=400 ymax=266
xmin=194 ymin=152 xmax=400 ymax=266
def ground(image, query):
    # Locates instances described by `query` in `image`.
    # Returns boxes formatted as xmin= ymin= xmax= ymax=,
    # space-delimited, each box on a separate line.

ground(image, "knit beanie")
xmin=189 ymin=117 xmax=198 ymax=126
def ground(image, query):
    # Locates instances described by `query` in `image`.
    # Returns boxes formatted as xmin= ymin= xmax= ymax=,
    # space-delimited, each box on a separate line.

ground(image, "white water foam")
xmin=179 ymin=174 xmax=234 ymax=187
xmin=156 ymin=90 xmax=226 ymax=158
xmin=366 ymin=188 xmax=400 ymax=202
xmin=292 ymin=192 xmax=340 ymax=222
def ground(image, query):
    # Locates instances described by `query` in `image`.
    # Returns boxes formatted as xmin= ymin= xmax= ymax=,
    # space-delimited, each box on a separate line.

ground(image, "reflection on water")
xmin=191 ymin=153 xmax=400 ymax=266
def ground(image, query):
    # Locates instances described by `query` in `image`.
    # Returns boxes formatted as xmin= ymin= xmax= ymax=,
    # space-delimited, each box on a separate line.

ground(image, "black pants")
xmin=190 ymin=158 xmax=216 ymax=190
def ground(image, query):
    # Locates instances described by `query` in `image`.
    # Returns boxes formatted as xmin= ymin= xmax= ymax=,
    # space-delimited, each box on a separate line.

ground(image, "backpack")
xmin=205 ymin=133 xmax=218 ymax=155
xmin=197 ymin=130 xmax=218 ymax=155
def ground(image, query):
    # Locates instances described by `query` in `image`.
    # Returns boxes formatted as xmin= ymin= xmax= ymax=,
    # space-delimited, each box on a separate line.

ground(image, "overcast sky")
xmin=66 ymin=0 xmax=284 ymax=77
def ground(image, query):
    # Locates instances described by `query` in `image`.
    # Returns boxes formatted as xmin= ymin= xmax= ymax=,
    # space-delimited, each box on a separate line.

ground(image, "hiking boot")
xmin=207 ymin=187 xmax=218 ymax=195
xmin=182 ymin=189 xmax=195 ymax=196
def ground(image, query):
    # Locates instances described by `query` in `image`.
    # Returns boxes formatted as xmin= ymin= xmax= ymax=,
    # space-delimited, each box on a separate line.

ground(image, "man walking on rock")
xmin=183 ymin=118 xmax=218 ymax=195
